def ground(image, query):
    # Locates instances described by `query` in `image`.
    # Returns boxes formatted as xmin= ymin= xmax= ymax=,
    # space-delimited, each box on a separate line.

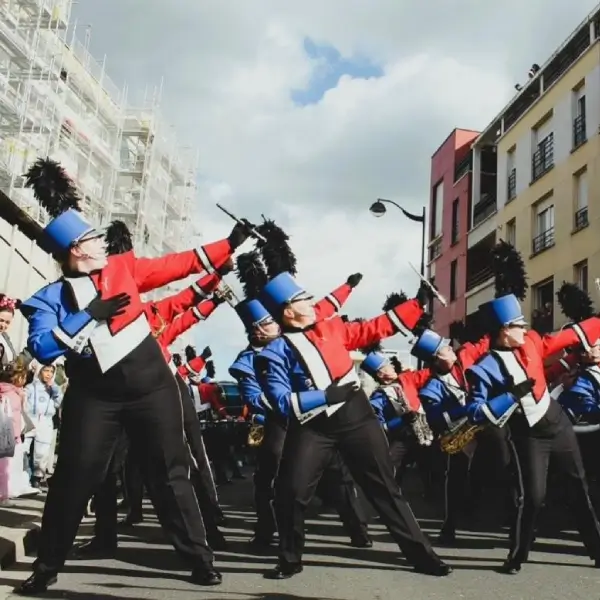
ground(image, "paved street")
xmin=0 ymin=471 xmax=599 ymax=600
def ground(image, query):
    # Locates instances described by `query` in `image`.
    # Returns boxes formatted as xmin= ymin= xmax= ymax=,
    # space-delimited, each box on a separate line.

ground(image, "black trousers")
xmin=387 ymin=427 xmax=432 ymax=487
xmin=34 ymin=336 xmax=212 ymax=575
xmin=442 ymin=425 xmax=515 ymax=533
xmin=507 ymin=399 xmax=600 ymax=563
xmin=275 ymin=391 xmax=439 ymax=567
xmin=254 ymin=415 xmax=369 ymax=544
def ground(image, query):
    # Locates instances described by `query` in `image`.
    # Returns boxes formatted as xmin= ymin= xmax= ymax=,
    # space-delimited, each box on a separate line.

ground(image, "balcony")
xmin=573 ymin=114 xmax=586 ymax=149
xmin=507 ymin=169 xmax=516 ymax=202
xmin=574 ymin=205 xmax=589 ymax=231
xmin=472 ymin=192 xmax=496 ymax=227
xmin=466 ymin=266 xmax=493 ymax=292
xmin=531 ymin=227 xmax=555 ymax=256
xmin=429 ymin=237 xmax=442 ymax=262
xmin=454 ymin=152 xmax=472 ymax=182
xmin=531 ymin=134 xmax=554 ymax=182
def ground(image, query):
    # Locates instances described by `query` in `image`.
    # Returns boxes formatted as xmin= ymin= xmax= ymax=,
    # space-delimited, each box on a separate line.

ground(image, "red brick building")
xmin=427 ymin=128 xmax=480 ymax=337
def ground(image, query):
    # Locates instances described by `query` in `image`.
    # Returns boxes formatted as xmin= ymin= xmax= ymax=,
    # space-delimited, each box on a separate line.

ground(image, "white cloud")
xmin=69 ymin=0 xmax=600 ymax=376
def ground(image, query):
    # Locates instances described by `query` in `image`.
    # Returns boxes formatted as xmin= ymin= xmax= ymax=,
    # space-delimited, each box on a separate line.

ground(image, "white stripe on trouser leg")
xmin=444 ymin=454 xmax=450 ymax=526
xmin=507 ymin=437 xmax=524 ymax=559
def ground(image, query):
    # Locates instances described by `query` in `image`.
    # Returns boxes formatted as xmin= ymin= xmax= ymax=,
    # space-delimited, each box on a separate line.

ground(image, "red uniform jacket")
xmin=314 ymin=283 xmax=353 ymax=320
xmin=62 ymin=239 xmax=231 ymax=373
xmin=199 ymin=381 xmax=227 ymax=417
xmin=397 ymin=369 xmax=431 ymax=412
xmin=178 ymin=356 xmax=207 ymax=380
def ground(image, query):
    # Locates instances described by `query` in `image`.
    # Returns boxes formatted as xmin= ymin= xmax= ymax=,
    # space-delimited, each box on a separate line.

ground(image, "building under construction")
xmin=0 ymin=0 xmax=198 ymax=347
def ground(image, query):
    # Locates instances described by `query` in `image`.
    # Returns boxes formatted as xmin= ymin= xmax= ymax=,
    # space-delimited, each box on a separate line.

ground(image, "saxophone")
xmin=382 ymin=384 xmax=434 ymax=446
xmin=439 ymin=418 xmax=484 ymax=454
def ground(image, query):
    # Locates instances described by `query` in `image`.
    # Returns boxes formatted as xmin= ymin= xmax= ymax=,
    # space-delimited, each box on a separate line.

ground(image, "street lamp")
xmin=369 ymin=198 xmax=426 ymax=276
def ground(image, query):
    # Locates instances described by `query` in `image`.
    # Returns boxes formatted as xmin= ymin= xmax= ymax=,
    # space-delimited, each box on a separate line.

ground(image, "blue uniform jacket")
xmin=559 ymin=366 xmax=600 ymax=421
xmin=20 ymin=281 xmax=97 ymax=364
xmin=418 ymin=376 xmax=468 ymax=433
xmin=465 ymin=353 xmax=519 ymax=426
xmin=255 ymin=337 xmax=333 ymax=421
xmin=229 ymin=347 xmax=270 ymax=425
xmin=369 ymin=387 xmax=404 ymax=431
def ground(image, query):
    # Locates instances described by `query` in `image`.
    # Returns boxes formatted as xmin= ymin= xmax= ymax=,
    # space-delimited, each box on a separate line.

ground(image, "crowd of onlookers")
xmin=0 ymin=293 xmax=66 ymax=506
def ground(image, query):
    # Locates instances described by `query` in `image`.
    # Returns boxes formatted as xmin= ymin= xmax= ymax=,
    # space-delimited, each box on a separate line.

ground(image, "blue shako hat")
xmin=479 ymin=294 xmax=527 ymax=329
xmin=411 ymin=329 xmax=450 ymax=361
xmin=235 ymin=299 xmax=272 ymax=330
xmin=261 ymin=272 xmax=313 ymax=316
xmin=24 ymin=158 xmax=97 ymax=253
xmin=360 ymin=352 xmax=389 ymax=379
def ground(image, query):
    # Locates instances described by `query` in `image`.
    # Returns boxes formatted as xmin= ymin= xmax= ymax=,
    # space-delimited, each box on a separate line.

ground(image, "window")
xmin=451 ymin=198 xmax=459 ymax=244
xmin=450 ymin=260 xmax=458 ymax=302
xmin=532 ymin=118 xmax=554 ymax=181
xmin=507 ymin=148 xmax=516 ymax=201
xmin=574 ymin=259 xmax=588 ymax=293
xmin=531 ymin=277 xmax=554 ymax=334
xmin=532 ymin=202 xmax=555 ymax=255
xmin=431 ymin=180 xmax=444 ymax=238
xmin=574 ymin=168 xmax=588 ymax=230
xmin=505 ymin=218 xmax=516 ymax=246
xmin=573 ymin=83 xmax=586 ymax=149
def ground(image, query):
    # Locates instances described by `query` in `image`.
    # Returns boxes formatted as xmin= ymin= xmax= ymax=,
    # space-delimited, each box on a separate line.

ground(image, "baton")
xmin=216 ymin=203 xmax=267 ymax=242
xmin=409 ymin=262 xmax=448 ymax=307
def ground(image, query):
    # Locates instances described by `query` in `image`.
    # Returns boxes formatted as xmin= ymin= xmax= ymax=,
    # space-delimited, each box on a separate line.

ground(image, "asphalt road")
xmin=0 ymin=469 xmax=599 ymax=600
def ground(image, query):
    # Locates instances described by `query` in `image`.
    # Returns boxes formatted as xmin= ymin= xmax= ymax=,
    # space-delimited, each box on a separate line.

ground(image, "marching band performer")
xmin=412 ymin=329 xmax=510 ymax=545
xmin=360 ymin=351 xmax=433 ymax=484
xmin=229 ymin=240 xmax=369 ymax=550
xmin=14 ymin=158 xmax=253 ymax=594
xmin=465 ymin=293 xmax=600 ymax=574
xmin=255 ymin=268 xmax=450 ymax=579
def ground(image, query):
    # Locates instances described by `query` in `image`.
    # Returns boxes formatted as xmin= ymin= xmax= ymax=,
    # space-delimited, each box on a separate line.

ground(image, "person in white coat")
xmin=25 ymin=365 xmax=62 ymax=487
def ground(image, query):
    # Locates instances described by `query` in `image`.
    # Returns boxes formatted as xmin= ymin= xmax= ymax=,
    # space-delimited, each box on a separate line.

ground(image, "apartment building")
xmin=0 ymin=0 xmax=197 ymax=348
xmin=468 ymin=6 xmax=600 ymax=333
xmin=427 ymin=128 xmax=480 ymax=337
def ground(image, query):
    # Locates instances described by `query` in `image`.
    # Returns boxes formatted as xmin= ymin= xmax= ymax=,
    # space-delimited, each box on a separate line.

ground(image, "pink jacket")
xmin=0 ymin=382 xmax=24 ymax=439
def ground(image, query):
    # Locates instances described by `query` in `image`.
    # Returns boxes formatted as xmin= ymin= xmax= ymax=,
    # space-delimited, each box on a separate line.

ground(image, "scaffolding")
xmin=0 ymin=0 xmax=197 ymax=268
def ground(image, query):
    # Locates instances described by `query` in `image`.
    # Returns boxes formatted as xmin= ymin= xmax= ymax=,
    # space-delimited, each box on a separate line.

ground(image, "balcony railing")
xmin=466 ymin=266 xmax=494 ymax=291
xmin=573 ymin=113 xmax=586 ymax=149
xmin=574 ymin=205 xmax=589 ymax=231
xmin=472 ymin=192 xmax=497 ymax=227
xmin=507 ymin=169 xmax=516 ymax=202
xmin=454 ymin=152 xmax=472 ymax=182
xmin=429 ymin=237 xmax=442 ymax=262
xmin=531 ymin=227 xmax=555 ymax=255
xmin=531 ymin=134 xmax=554 ymax=182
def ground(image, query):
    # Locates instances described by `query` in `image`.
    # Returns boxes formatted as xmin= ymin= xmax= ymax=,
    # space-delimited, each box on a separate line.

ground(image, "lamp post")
xmin=369 ymin=198 xmax=426 ymax=276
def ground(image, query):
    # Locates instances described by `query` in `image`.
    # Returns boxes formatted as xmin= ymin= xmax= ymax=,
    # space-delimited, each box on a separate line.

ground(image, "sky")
xmin=71 ymin=0 xmax=599 ymax=377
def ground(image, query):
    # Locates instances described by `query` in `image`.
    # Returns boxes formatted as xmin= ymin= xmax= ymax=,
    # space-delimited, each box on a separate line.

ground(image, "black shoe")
xmin=499 ymin=559 xmax=522 ymax=574
xmin=13 ymin=572 xmax=58 ymax=596
xmin=350 ymin=536 xmax=373 ymax=548
xmin=70 ymin=538 xmax=117 ymax=560
xmin=266 ymin=563 xmax=303 ymax=580
xmin=190 ymin=567 xmax=222 ymax=586
xmin=413 ymin=560 xmax=452 ymax=576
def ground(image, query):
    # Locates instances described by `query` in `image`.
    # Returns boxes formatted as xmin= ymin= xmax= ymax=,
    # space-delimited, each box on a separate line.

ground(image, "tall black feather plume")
xmin=381 ymin=292 xmax=408 ymax=312
xmin=185 ymin=345 xmax=196 ymax=362
xmin=352 ymin=317 xmax=383 ymax=354
xmin=449 ymin=320 xmax=467 ymax=344
xmin=556 ymin=282 xmax=593 ymax=323
xmin=172 ymin=353 xmax=182 ymax=367
xmin=255 ymin=220 xmax=297 ymax=277
xmin=105 ymin=220 xmax=133 ymax=256
xmin=390 ymin=356 xmax=403 ymax=374
xmin=24 ymin=158 xmax=81 ymax=217
xmin=236 ymin=251 xmax=268 ymax=300
xmin=205 ymin=360 xmax=216 ymax=379
xmin=491 ymin=241 xmax=528 ymax=300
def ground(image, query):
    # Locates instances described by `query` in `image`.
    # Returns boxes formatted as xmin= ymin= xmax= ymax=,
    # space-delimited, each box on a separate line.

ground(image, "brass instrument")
xmin=214 ymin=279 xmax=241 ymax=308
xmin=439 ymin=420 xmax=484 ymax=454
xmin=383 ymin=384 xmax=434 ymax=446
xmin=247 ymin=424 xmax=265 ymax=447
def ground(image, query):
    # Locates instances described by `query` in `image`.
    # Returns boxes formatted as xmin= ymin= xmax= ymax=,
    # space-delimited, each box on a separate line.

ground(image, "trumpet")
xmin=214 ymin=279 xmax=241 ymax=308
xmin=247 ymin=424 xmax=265 ymax=447
xmin=439 ymin=419 xmax=484 ymax=454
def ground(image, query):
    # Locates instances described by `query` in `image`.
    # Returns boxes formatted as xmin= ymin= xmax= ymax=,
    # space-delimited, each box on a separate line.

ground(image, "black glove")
xmin=201 ymin=346 xmax=212 ymax=360
xmin=510 ymin=377 xmax=535 ymax=399
xmin=415 ymin=281 xmax=429 ymax=308
xmin=346 ymin=273 xmax=363 ymax=288
xmin=324 ymin=380 xmax=360 ymax=405
xmin=227 ymin=219 xmax=255 ymax=250
xmin=86 ymin=292 xmax=130 ymax=321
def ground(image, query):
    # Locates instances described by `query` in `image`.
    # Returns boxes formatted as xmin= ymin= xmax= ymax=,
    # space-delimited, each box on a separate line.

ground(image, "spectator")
xmin=0 ymin=294 xmax=32 ymax=368
xmin=0 ymin=360 xmax=38 ymax=501
xmin=25 ymin=364 xmax=62 ymax=487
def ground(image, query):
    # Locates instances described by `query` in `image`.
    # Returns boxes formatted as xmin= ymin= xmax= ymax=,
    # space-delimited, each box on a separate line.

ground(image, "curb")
xmin=0 ymin=520 xmax=40 ymax=571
